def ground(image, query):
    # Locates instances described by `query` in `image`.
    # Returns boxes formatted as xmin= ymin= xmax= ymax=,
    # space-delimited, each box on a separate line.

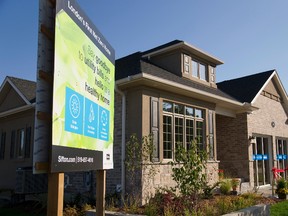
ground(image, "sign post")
xmin=96 ymin=170 xmax=106 ymax=216
xmin=47 ymin=173 xmax=64 ymax=216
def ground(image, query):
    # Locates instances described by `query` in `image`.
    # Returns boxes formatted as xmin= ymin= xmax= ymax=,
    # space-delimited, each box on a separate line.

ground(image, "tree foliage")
xmin=169 ymin=140 xmax=207 ymax=196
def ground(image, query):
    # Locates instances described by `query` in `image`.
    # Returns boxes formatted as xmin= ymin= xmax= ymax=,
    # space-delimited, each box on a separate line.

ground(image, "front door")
xmin=253 ymin=137 xmax=271 ymax=186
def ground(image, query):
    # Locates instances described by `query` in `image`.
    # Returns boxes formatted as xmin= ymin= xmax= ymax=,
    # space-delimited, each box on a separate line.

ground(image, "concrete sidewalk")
xmin=256 ymin=185 xmax=276 ymax=198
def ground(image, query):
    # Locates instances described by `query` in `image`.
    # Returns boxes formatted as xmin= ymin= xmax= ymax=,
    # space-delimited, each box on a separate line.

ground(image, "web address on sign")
xmin=58 ymin=155 xmax=94 ymax=163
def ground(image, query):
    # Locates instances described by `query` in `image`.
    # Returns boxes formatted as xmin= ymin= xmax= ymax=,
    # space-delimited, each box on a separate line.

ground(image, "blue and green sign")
xmin=51 ymin=0 xmax=115 ymax=172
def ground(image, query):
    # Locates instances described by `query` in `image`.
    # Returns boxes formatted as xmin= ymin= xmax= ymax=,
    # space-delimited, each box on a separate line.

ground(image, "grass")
xmin=270 ymin=200 xmax=288 ymax=216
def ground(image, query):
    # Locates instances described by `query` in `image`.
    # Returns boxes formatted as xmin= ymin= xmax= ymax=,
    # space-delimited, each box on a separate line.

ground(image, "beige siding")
xmin=0 ymin=109 xmax=34 ymax=189
xmin=0 ymin=87 xmax=26 ymax=112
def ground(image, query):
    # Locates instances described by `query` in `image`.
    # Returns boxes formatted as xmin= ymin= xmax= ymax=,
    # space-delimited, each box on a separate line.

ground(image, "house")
xmin=0 ymin=77 xmax=36 ymax=193
xmin=217 ymin=70 xmax=288 ymax=187
xmin=109 ymin=40 xmax=288 ymax=200
xmin=1 ymin=40 xmax=287 ymax=203
xmin=0 ymin=76 xmax=93 ymax=199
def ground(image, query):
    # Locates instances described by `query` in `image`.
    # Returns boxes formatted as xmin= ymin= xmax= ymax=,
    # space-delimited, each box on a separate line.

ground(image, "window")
xmin=163 ymin=115 xmax=172 ymax=159
xmin=9 ymin=127 xmax=32 ymax=159
xmin=277 ymin=139 xmax=288 ymax=175
xmin=10 ymin=130 xmax=16 ymax=158
xmin=0 ymin=132 xmax=6 ymax=160
xmin=162 ymin=101 xmax=205 ymax=159
xmin=17 ymin=129 xmax=25 ymax=158
xmin=192 ymin=59 xmax=207 ymax=81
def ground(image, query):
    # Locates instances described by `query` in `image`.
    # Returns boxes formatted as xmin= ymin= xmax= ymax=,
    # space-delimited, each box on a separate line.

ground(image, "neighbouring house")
xmin=0 ymin=76 xmax=93 ymax=199
xmin=0 ymin=40 xmax=287 ymax=203
xmin=0 ymin=77 xmax=38 ymax=195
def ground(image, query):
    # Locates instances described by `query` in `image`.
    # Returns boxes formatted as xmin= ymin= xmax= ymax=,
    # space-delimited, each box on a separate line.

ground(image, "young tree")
xmin=169 ymin=140 xmax=207 ymax=196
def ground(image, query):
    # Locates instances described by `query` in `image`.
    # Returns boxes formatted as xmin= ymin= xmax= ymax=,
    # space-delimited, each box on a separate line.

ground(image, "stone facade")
xmin=107 ymin=88 xmax=220 ymax=202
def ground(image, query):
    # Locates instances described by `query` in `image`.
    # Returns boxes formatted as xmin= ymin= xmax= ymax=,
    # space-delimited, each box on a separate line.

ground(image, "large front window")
xmin=162 ymin=101 xmax=205 ymax=159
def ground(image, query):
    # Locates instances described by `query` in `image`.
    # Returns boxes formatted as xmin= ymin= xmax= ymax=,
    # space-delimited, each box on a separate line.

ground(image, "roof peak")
xmin=217 ymin=69 xmax=276 ymax=103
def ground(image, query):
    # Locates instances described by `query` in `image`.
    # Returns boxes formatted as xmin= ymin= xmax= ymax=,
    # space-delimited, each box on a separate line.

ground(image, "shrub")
xmin=219 ymin=179 xmax=231 ymax=195
xmin=202 ymin=182 xmax=220 ymax=199
xmin=276 ymin=178 xmax=288 ymax=195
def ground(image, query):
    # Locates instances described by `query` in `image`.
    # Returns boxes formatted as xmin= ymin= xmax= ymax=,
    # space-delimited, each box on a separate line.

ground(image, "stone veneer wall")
xmin=216 ymin=113 xmax=250 ymax=181
xmin=141 ymin=161 xmax=219 ymax=203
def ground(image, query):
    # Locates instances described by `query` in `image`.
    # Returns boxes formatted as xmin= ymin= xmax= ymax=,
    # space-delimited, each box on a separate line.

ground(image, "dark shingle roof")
xmin=8 ymin=76 xmax=36 ymax=103
xmin=116 ymin=52 xmax=237 ymax=101
xmin=141 ymin=40 xmax=183 ymax=56
xmin=217 ymin=70 xmax=275 ymax=103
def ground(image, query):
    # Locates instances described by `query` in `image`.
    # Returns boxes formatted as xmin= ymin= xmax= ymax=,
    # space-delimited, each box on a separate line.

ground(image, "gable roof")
xmin=0 ymin=76 xmax=36 ymax=117
xmin=217 ymin=70 xmax=276 ymax=103
xmin=8 ymin=76 xmax=36 ymax=103
xmin=0 ymin=76 xmax=36 ymax=104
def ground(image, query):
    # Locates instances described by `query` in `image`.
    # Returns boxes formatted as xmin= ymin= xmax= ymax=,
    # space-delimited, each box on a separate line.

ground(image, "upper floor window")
xmin=192 ymin=60 xmax=207 ymax=81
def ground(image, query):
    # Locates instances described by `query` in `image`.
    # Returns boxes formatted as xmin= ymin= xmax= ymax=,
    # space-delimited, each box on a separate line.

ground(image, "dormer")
xmin=142 ymin=40 xmax=223 ymax=88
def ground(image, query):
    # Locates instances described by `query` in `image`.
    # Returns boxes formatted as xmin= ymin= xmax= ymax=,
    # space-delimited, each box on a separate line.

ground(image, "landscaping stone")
xmin=221 ymin=204 xmax=270 ymax=216
xmin=86 ymin=210 xmax=145 ymax=216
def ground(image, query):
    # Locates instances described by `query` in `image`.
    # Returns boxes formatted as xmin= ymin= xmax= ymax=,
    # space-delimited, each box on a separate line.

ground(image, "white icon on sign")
xmin=69 ymin=94 xmax=80 ymax=118
xmin=89 ymin=104 xmax=95 ymax=123
xmin=101 ymin=110 xmax=108 ymax=127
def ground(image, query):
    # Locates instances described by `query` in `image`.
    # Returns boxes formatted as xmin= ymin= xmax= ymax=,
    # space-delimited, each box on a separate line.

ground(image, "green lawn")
xmin=270 ymin=200 xmax=288 ymax=216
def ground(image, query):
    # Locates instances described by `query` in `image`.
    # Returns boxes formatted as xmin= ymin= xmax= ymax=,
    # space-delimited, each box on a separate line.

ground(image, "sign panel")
xmin=52 ymin=0 xmax=115 ymax=172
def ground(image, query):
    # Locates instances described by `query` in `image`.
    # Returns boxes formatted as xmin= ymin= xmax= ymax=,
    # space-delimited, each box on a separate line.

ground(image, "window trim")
xmin=162 ymin=100 xmax=206 ymax=161
xmin=192 ymin=59 xmax=208 ymax=81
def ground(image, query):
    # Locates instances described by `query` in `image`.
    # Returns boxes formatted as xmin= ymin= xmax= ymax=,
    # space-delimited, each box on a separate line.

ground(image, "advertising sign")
xmin=52 ymin=0 xmax=115 ymax=172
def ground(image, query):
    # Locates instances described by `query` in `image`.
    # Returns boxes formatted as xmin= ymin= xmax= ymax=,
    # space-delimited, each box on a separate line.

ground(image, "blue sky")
xmin=0 ymin=0 xmax=287 ymax=92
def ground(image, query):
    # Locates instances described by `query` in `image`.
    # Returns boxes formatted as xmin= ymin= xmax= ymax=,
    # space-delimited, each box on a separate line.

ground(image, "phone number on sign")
xmin=58 ymin=155 xmax=94 ymax=163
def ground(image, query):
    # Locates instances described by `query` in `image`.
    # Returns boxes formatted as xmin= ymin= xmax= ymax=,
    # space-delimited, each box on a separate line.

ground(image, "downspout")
xmin=115 ymin=85 xmax=126 ymax=199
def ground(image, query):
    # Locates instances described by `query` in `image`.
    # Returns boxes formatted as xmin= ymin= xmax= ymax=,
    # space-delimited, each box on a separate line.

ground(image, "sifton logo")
xmin=106 ymin=154 xmax=110 ymax=160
